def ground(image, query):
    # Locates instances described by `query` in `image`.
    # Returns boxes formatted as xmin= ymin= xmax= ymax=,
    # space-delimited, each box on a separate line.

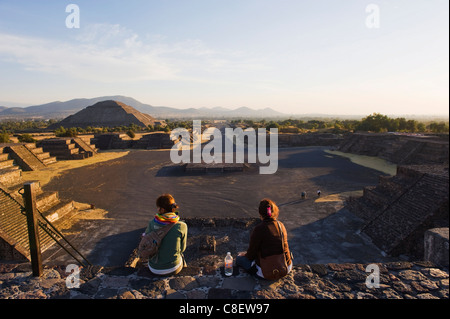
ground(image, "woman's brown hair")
xmin=258 ymin=198 xmax=279 ymax=219
xmin=156 ymin=194 xmax=179 ymax=213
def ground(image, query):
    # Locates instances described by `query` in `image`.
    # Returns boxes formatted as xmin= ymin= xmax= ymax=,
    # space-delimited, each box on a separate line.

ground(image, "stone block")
xmin=198 ymin=235 xmax=216 ymax=253
xmin=169 ymin=276 xmax=198 ymax=290
xmin=207 ymin=288 xmax=232 ymax=299
xmin=222 ymin=276 xmax=256 ymax=291
xmin=424 ymin=228 xmax=449 ymax=267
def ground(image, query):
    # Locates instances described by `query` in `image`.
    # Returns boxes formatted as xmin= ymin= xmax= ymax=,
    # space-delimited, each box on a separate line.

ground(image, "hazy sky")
xmin=0 ymin=0 xmax=448 ymax=116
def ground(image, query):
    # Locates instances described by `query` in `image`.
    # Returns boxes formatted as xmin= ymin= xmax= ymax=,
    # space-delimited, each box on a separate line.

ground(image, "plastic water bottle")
xmin=224 ymin=252 xmax=233 ymax=276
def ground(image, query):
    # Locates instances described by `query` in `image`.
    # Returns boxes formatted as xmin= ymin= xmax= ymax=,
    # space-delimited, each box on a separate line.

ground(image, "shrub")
xmin=55 ymin=126 xmax=78 ymax=137
xmin=126 ymin=130 xmax=136 ymax=138
xmin=18 ymin=134 xmax=37 ymax=143
xmin=0 ymin=132 xmax=10 ymax=143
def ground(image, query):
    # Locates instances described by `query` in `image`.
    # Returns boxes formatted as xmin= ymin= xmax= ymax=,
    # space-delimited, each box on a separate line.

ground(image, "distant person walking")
xmin=236 ymin=199 xmax=293 ymax=280
xmin=317 ymin=190 xmax=321 ymax=197
xmin=144 ymin=194 xmax=187 ymax=276
xmin=301 ymin=191 xmax=306 ymax=199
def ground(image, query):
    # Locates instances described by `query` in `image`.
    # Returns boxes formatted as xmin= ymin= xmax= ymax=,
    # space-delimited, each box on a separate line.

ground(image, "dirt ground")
xmin=37 ymin=146 xmax=397 ymax=266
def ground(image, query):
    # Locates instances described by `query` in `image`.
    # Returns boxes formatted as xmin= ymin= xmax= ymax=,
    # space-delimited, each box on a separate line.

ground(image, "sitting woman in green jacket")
xmin=144 ymin=194 xmax=188 ymax=276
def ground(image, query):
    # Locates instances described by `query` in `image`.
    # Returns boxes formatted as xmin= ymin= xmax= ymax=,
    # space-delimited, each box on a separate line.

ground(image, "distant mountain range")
xmin=0 ymin=95 xmax=286 ymax=120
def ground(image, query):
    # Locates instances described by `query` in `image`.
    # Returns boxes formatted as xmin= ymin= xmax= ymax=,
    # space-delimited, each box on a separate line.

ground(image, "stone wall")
xmin=0 ymin=260 xmax=448 ymax=300
xmin=425 ymin=228 xmax=449 ymax=268
xmin=338 ymin=133 xmax=449 ymax=165
xmin=278 ymin=133 xmax=343 ymax=147
xmin=91 ymin=133 xmax=173 ymax=150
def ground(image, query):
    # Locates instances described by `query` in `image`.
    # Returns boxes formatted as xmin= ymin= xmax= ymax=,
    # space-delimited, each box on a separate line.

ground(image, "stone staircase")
xmin=38 ymin=137 xmax=97 ymax=160
xmin=0 ymin=147 xmax=78 ymax=261
xmin=0 ymin=143 xmax=56 ymax=171
xmin=24 ymin=143 xmax=57 ymax=167
xmin=0 ymin=188 xmax=55 ymax=261
xmin=346 ymin=165 xmax=449 ymax=258
xmin=0 ymin=146 xmax=22 ymax=186
xmin=72 ymin=137 xmax=98 ymax=157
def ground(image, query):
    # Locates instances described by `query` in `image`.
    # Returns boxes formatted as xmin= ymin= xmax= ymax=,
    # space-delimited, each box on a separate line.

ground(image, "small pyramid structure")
xmin=49 ymin=100 xmax=156 ymax=129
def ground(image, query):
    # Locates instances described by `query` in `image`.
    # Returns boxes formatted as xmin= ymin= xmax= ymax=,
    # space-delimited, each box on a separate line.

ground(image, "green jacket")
xmin=145 ymin=219 xmax=188 ymax=271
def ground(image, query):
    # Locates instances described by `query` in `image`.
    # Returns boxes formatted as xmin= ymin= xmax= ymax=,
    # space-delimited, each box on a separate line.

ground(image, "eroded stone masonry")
xmin=0 ymin=260 xmax=448 ymax=299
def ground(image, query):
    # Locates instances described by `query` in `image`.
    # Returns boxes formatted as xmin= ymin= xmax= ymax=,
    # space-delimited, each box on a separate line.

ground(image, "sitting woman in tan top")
xmin=237 ymin=198 xmax=293 ymax=279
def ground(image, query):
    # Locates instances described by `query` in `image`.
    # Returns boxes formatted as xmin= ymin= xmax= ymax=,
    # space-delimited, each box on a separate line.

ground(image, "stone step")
xmin=24 ymin=143 xmax=38 ymax=149
xmin=42 ymin=200 xmax=75 ymax=223
xmin=0 ymin=159 xmax=15 ymax=169
xmin=42 ymin=157 xmax=57 ymax=165
xmin=33 ymin=151 xmax=50 ymax=160
xmin=0 ymin=167 xmax=21 ymax=187
xmin=0 ymin=153 xmax=10 ymax=161
xmin=36 ymin=191 xmax=60 ymax=211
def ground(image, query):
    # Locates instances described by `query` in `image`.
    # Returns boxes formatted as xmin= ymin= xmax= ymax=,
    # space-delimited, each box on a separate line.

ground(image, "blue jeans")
xmin=236 ymin=255 xmax=258 ymax=276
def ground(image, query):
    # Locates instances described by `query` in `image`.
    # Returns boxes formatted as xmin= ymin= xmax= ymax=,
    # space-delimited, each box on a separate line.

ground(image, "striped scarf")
xmin=154 ymin=212 xmax=179 ymax=226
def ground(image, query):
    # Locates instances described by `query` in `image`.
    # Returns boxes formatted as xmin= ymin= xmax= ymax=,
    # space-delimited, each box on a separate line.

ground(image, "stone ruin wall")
xmin=346 ymin=164 xmax=449 ymax=261
xmin=90 ymin=132 xmax=344 ymax=150
xmin=338 ymin=133 xmax=449 ymax=165
xmin=338 ymin=133 xmax=449 ymax=263
xmin=91 ymin=133 xmax=173 ymax=150
xmin=277 ymin=133 xmax=343 ymax=147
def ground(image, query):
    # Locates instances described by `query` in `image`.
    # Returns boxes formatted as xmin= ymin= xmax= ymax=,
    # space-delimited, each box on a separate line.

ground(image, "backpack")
xmin=138 ymin=223 xmax=176 ymax=260
xmin=258 ymin=221 xmax=289 ymax=280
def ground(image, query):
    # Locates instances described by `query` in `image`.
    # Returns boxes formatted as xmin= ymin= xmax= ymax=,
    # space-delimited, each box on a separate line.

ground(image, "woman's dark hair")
xmin=156 ymin=194 xmax=179 ymax=213
xmin=258 ymin=198 xmax=279 ymax=219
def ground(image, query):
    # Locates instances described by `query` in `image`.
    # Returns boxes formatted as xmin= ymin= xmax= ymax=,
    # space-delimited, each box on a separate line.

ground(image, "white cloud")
xmin=0 ymin=23 xmax=267 ymax=84
xmin=0 ymin=26 xmax=176 ymax=82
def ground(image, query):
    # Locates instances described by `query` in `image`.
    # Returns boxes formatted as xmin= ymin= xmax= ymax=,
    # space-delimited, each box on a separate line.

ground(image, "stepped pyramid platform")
xmin=346 ymin=164 xmax=449 ymax=258
xmin=0 ymin=148 xmax=79 ymax=261
xmin=38 ymin=137 xmax=98 ymax=160
xmin=90 ymin=132 xmax=174 ymax=150
xmin=132 ymin=133 xmax=174 ymax=149
xmin=0 ymin=143 xmax=56 ymax=171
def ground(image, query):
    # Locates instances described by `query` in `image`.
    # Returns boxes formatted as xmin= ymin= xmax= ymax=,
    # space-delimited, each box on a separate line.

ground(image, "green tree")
xmin=0 ymin=132 xmax=10 ymax=143
xmin=428 ymin=122 xmax=449 ymax=133
xmin=266 ymin=121 xmax=280 ymax=131
xmin=126 ymin=130 xmax=136 ymax=138
xmin=357 ymin=113 xmax=390 ymax=132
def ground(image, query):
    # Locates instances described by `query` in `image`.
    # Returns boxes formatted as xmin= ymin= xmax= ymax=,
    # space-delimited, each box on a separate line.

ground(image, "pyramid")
xmin=49 ymin=100 xmax=156 ymax=129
